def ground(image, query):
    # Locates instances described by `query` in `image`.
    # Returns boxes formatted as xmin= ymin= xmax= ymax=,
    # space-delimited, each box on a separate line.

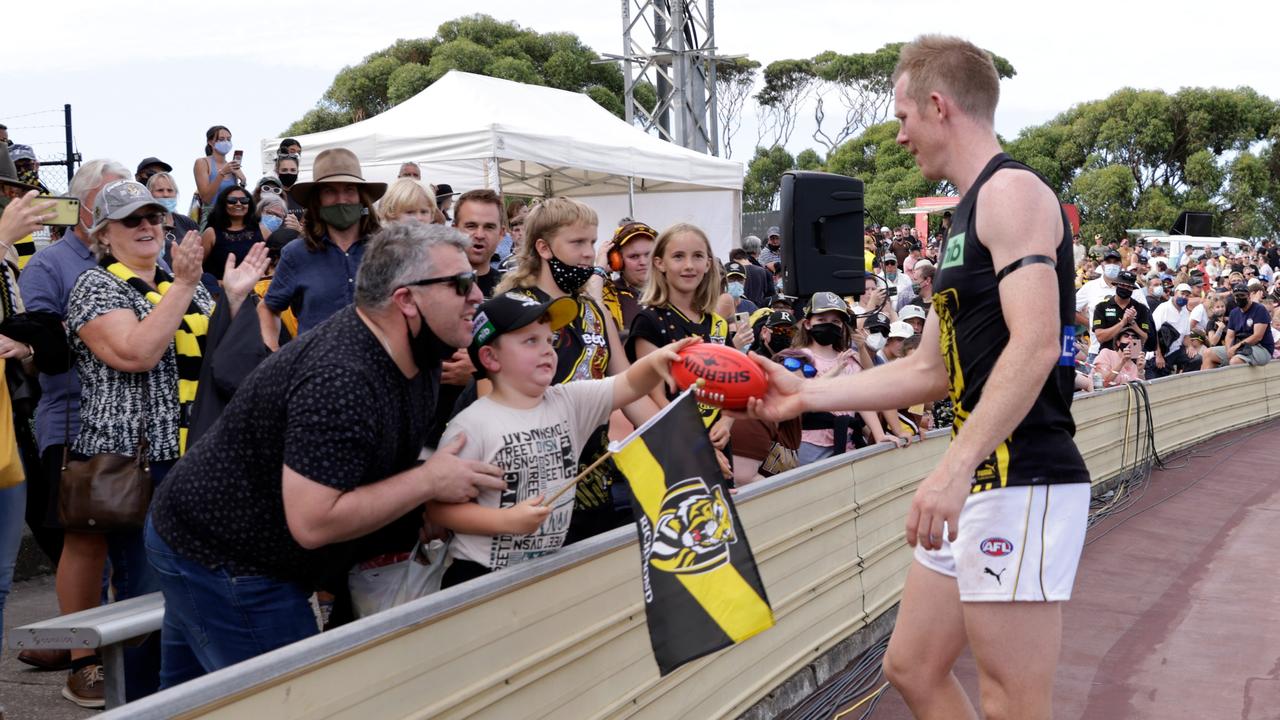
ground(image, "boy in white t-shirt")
xmin=428 ymin=292 xmax=692 ymax=587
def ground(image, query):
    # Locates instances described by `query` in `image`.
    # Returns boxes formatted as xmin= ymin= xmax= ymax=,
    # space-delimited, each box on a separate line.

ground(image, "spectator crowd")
xmin=0 ymin=124 xmax=1276 ymax=715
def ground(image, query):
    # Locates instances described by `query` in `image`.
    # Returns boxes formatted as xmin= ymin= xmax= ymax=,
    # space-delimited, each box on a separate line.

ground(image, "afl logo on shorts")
xmin=980 ymin=538 xmax=1014 ymax=557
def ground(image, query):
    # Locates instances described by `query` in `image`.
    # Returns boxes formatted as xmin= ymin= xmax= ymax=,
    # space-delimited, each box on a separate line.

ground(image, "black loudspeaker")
xmin=1170 ymin=211 xmax=1212 ymax=237
xmin=779 ymin=171 xmax=867 ymax=297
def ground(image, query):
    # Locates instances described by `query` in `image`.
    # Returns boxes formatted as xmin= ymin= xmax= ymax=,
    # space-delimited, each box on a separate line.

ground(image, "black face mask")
xmin=404 ymin=301 xmax=456 ymax=371
xmin=1114 ymin=287 xmax=1133 ymax=301
xmin=809 ymin=323 xmax=843 ymax=347
xmin=1234 ymin=294 xmax=1250 ymax=309
xmin=547 ymin=255 xmax=594 ymax=295
xmin=767 ymin=333 xmax=792 ymax=355
xmin=278 ymin=172 xmax=298 ymax=188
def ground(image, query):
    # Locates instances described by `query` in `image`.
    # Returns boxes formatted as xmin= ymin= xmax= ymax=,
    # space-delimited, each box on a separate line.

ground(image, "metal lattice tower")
xmin=606 ymin=0 xmax=724 ymax=155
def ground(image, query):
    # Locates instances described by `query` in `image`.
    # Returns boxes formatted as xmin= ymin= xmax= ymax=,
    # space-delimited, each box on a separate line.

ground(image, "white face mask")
xmin=1103 ymin=264 xmax=1121 ymax=280
xmin=864 ymin=333 xmax=887 ymax=352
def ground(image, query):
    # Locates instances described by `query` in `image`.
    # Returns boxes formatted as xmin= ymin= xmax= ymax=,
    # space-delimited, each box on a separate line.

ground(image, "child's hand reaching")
xmin=654 ymin=337 xmax=700 ymax=393
xmin=507 ymin=496 xmax=553 ymax=534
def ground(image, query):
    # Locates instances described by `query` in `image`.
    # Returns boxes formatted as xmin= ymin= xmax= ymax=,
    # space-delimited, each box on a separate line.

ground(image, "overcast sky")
xmin=5 ymin=0 xmax=1278 ymax=194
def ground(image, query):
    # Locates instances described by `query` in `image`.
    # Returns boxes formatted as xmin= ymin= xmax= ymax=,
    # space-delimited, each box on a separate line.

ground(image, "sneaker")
xmin=62 ymin=664 xmax=105 ymax=709
xmin=17 ymin=647 xmax=71 ymax=670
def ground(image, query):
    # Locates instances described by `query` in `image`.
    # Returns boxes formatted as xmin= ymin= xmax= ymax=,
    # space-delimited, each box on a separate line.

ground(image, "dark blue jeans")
xmin=143 ymin=520 xmax=318 ymax=689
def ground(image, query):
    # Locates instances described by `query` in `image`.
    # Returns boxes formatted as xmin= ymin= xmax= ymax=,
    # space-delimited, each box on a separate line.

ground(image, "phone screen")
xmin=36 ymin=195 xmax=80 ymax=226
xmin=232 ymin=150 xmax=244 ymax=163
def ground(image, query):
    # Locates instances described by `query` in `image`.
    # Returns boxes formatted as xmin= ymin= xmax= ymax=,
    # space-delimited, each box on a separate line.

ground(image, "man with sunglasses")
xmin=147 ymin=222 xmax=505 ymax=685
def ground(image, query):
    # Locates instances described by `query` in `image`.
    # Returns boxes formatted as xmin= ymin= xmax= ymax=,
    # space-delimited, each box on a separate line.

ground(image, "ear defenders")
xmin=609 ymin=222 xmax=658 ymax=273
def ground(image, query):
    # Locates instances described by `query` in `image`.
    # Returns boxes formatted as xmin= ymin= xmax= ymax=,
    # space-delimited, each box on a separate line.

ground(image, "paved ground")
xmin=862 ymin=417 xmax=1280 ymax=719
xmin=1 ymin=575 xmax=94 ymax=719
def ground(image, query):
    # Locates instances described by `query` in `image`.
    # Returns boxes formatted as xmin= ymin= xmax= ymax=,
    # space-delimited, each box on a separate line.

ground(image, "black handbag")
xmin=58 ymin=387 xmax=152 ymax=533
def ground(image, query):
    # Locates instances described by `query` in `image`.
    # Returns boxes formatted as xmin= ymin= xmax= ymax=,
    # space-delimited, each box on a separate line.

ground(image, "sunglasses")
xmin=781 ymin=356 xmax=817 ymax=378
xmin=403 ymin=271 xmax=477 ymax=296
xmin=260 ymin=185 xmax=283 ymax=195
xmin=225 ymin=196 xmax=252 ymax=205
xmin=119 ymin=212 xmax=166 ymax=229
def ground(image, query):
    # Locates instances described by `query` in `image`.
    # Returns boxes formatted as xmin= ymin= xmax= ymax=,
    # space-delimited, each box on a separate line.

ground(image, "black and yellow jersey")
xmin=625 ymin=303 xmax=729 ymax=428
xmin=933 ymin=153 xmax=1090 ymax=493
xmin=516 ymin=287 xmax=611 ymax=384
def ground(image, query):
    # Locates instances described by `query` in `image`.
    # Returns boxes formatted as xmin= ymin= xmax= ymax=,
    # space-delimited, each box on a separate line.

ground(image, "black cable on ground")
xmin=780 ymin=636 xmax=890 ymax=720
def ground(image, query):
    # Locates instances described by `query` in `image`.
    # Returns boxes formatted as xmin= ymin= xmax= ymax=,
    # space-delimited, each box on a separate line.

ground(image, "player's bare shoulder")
xmin=974 ymin=166 xmax=1062 ymax=258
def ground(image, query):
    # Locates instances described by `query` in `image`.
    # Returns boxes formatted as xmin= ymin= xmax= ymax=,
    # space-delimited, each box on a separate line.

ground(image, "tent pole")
xmin=490 ymin=157 xmax=503 ymax=196
xmin=628 ymin=176 xmax=636 ymax=218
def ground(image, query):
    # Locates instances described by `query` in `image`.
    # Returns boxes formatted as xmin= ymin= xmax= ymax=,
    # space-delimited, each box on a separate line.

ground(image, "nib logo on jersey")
xmin=980 ymin=537 xmax=1014 ymax=557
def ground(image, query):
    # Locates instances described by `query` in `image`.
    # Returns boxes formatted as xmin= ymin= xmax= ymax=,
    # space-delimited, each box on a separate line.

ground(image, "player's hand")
xmin=739 ymin=351 xmax=804 ymax=423
xmin=441 ymin=349 xmax=477 ymax=386
xmin=506 ymin=495 xmax=553 ymax=534
xmin=654 ymin=337 xmax=699 ymax=393
xmin=421 ymin=435 xmax=505 ymax=503
xmin=905 ymin=460 xmax=971 ymax=550
xmin=1123 ymin=306 xmax=1136 ymax=323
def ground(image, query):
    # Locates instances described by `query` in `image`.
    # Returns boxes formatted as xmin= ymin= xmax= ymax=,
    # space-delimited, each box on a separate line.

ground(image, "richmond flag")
xmin=610 ymin=390 xmax=774 ymax=675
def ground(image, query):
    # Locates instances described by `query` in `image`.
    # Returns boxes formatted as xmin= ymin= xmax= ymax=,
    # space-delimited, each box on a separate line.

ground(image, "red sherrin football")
xmin=671 ymin=343 xmax=769 ymax=411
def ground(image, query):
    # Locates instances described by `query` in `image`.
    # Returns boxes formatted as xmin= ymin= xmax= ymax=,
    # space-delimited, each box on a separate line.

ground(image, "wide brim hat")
xmin=290 ymin=148 xmax=387 ymax=205
xmin=0 ymin=144 xmax=38 ymax=193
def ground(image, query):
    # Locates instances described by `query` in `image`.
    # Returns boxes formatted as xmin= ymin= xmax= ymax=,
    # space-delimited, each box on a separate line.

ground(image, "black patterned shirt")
xmin=66 ymin=267 xmax=214 ymax=461
xmin=149 ymin=307 xmax=436 ymax=588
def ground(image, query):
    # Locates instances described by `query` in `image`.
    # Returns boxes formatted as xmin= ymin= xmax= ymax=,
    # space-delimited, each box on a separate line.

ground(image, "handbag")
xmin=348 ymin=539 xmax=452 ymax=618
xmin=58 ymin=385 xmax=153 ymax=532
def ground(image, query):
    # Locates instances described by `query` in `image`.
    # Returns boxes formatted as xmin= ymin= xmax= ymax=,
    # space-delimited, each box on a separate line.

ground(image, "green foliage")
xmin=826 ymin=121 xmax=941 ymax=228
xmin=744 ymin=146 xmax=795 ymax=212
xmin=1005 ymin=85 xmax=1280 ymax=238
xmin=386 ymin=63 xmax=434 ymax=106
xmin=795 ymin=149 xmax=824 ymax=171
xmin=285 ymin=15 xmax=628 ymax=134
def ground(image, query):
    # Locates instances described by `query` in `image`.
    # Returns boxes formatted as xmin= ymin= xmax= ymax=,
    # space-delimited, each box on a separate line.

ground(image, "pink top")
xmin=797 ymin=349 xmax=860 ymax=448
xmin=1094 ymin=348 xmax=1141 ymax=387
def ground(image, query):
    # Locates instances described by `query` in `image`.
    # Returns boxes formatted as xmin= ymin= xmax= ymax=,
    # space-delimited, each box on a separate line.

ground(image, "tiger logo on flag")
xmin=648 ymin=477 xmax=736 ymax=575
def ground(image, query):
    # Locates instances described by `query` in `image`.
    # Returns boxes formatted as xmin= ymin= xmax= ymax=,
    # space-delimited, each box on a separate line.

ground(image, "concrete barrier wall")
xmin=106 ymin=364 xmax=1280 ymax=720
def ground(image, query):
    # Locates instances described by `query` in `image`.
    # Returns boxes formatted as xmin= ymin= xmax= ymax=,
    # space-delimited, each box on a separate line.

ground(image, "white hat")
xmin=914 ymin=259 xmax=935 ymax=271
xmin=899 ymin=304 xmax=927 ymax=322
xmin=888 ymin=321 xmax=914 ymax=340
xmin=1175 ymin=283 xmax=1193 ymax=294
xmin=879 ymin=226 xmax=890 ymax=233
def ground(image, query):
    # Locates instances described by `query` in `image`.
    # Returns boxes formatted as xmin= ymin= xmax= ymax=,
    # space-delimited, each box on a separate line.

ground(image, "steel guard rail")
xmin=103 ymin=364 xmax=1280 ymax=720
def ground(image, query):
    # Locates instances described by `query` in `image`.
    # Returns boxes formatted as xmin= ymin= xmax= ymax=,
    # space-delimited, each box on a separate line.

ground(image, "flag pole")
xmin=539 ymin=383 xmax=703 ymax=508
xmin=540 ymin=450 xmax=615 ymax=507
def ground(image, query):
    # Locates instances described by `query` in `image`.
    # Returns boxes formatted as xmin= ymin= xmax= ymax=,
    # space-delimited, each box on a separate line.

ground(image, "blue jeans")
xmin=0 ymin=481 xmax=27 ymax=651
xmin=144 ymin=520 xmax=317 ymax=689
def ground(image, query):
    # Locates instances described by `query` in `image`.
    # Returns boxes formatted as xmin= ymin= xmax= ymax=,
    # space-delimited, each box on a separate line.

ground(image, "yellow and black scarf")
xmin=102 ymin=258 xmax=209 ymax=454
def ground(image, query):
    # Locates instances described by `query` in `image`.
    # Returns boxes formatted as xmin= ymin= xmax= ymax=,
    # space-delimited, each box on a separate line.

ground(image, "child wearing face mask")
xmin=783 ymin=292 xmax=894 ymax=466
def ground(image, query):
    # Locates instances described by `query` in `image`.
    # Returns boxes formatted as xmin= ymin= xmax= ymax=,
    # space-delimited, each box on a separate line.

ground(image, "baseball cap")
xmin=864 ymin=311 xmax=891 ymax=335
xmin=805 ymin=291 xmax=851 ymax=319
xmin=8 ymin=144 xmax=35 ymax=163
xmin=764 ymin=309 xmax=795 ymax=328
xmin=469 ymin=292 xmax=579 ymax=376
xmin=1174 ymin=283 xmax=1193 ymax=294
xmin=1231 ymin=282 xmax=1250 ymax=294
xmin=135 ymin=156 xmax=173 ymax=175
xmin=914 ymin=259 xmax=935 ymax=272
xmin=1103 ymin=249 xmax=1122 ymax=261
xmin=724 ymin=261 xmax=747 ymax=279
xmin=882 ymin=254 xmax=898 ymax=265
xmin=1114 ymin=270 xmax=1138 ymax=287
xmin=90 ymin=180 xmax=166 ymax=233
xmin=899 ymin=304 xmax=927 ymax=322
xmin=612 ymin=221 xmax=657 ymax=247
xmin=766 ymin=226 xmax=781 ymax=238
xmin=888 ymin=321 xmax=914 ymax=340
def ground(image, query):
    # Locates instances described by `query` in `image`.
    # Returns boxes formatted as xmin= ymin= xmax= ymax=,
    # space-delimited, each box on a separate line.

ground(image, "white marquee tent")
xmin=262 ymin=71 xmax=744 ymax=255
